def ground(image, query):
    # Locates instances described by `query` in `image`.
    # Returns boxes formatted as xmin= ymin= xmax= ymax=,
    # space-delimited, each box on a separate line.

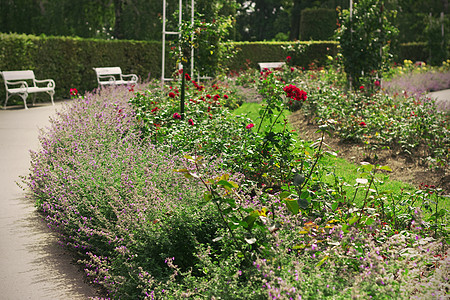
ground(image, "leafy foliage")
xmin=23 ymin=62 xmax=449 ymax=299
xmin=336 ymin=0 xmax=398 ymax=89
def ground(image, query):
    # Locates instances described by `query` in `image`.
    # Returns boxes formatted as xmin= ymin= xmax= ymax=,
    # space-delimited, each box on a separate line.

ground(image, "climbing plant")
xmin=336 ymin=0 xmax=398 ymax=90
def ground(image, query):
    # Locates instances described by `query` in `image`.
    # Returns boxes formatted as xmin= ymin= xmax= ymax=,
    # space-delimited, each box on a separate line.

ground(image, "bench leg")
xmin=3 ymin=93 xmax=9 ymax=109
xmin=22 ymin=92 xmax=29 ymax=109
xmin=3 ymin=92 xmax=28 ymax=109
xmin=48 ymin=91 xmax=55 ymax=106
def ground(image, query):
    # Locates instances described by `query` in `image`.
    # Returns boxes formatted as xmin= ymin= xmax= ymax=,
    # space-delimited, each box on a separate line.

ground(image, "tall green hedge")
xmin=225 ymin=41 xmax=339 ymax=71
xmin=0 ymin=33 xmax=437 ymax=104
xmin=396 ymin=42 xmax=429 ymax=63
xmin=300 ymin=8 xmax=337 ymax=41
xmin=0 ymin=33 xmax=168 ymax=101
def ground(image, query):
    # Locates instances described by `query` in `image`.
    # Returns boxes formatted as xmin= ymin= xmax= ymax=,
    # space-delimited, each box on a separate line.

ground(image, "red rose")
xmin=188 ymin=118 xmax=194 ymax=126
xmin=70 ymin=88 xmax=78 ymax=96
xmin=169 ymin=92 xmax=176 ymax=98
xmin=173 ymin=113 xmax=181 ymax=119
xmin=246 ymin=123 xmax=254 ymax=129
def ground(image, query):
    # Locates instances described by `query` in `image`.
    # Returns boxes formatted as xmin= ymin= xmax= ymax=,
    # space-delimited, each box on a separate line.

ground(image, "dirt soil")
xmin=288 ymin=110 xmax=450 ymax=195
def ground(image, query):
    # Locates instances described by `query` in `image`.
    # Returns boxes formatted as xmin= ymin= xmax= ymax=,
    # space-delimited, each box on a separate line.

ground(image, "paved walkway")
xmin=0 ymin=102 xmax=98 ymax=299
xmin=428 ymin=88 xmax=450 ymax=111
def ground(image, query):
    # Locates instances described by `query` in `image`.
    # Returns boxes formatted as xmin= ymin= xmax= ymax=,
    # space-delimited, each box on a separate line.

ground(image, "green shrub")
xmin=396 ymin=42 xmax=429 ymax=63
xmin=0 ymin=33 xmax=339 ymax=104
xmin=0 ymin=33 xmax=168 ymax=101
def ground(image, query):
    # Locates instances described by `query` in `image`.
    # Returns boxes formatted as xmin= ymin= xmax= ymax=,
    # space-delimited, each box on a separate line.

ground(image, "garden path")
xmin=428 ymin=88 xmax=450 ymax=111
xmin=0 ymin=102 xmax=99 ymax=299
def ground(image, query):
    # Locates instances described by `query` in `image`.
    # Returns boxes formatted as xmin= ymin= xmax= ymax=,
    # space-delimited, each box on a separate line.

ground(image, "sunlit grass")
xmin=232 ymin=102 xmax=433 ymax=207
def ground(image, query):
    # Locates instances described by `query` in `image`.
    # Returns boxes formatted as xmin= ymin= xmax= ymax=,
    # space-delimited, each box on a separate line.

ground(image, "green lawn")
xmin=233 ymin=102 xmax=421 ymax=205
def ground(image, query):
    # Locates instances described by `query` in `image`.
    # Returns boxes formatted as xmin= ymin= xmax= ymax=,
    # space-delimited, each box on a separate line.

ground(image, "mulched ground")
xmin=288 ymin=110 xmax=450 ymax=195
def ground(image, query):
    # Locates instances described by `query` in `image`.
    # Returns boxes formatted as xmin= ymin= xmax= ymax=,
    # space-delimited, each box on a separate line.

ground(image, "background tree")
xmin=0 ymin=0 xmax=448 ymax=45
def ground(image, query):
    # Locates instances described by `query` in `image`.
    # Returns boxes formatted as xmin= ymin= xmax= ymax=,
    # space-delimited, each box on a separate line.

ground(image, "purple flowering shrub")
xmin=382 ymin=60 xmax=450 ymax=111
xmin=25 ymin=86 xmax=249 ymax=298
xmin=24 ymin=82 xmax=449 ymax=299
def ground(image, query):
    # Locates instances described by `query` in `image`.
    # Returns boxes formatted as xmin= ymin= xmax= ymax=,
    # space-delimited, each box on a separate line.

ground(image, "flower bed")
xmin=25 ymin=71 xmax=449 ymax=299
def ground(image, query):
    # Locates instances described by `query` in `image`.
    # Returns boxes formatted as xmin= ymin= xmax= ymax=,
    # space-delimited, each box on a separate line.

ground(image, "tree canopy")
xmin=0 ymin=0 xmax=448 ymax=42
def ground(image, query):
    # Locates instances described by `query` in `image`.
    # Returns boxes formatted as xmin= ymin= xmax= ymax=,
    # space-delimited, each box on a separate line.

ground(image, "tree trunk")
xmin=113 ymin=0 xmax=124 ymax=39
xmin=289 ymin=0 xmax=302 ymax=40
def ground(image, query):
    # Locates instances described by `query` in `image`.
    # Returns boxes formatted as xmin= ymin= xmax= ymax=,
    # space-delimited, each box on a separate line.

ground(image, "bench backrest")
xmin=258 ymin=62 xmax=285 ymax=71
xmin=1 ymin=70 xmax=36 ymax=81
xmin=94 ymin=67 xmax=123 ymax=76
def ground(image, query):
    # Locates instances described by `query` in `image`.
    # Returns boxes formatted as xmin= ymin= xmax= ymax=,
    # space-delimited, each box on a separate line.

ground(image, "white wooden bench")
xmin=93 ymin=67 xmax=138 ymax=87
xmin=1 ymin=70 xmax=55 ymax=109
xmin=258 ymin=62 xmax=286 ymax=71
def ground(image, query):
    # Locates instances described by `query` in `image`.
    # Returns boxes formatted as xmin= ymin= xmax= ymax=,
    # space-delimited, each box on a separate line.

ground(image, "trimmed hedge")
xmin=0 ymin=33 xmax=439 ymax=103
xmin=300 ymin=8 xmax=337 ymax=41
xmin=0 ymin=33 xmax=170 ymax=101
xmin=225 ymin=41 xmax=339 ymax=71
xmin=396 ymin=42 xmax=429 ymax=63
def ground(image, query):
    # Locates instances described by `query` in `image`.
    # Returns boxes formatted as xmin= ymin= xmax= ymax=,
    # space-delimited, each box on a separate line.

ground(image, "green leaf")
xmin=284 ymin=198 xmax=299 ymax=214
xmin=365 ymin=218 xmax=375 ymax=226
xmin=243 ymin=211 xmax=259 ymax=230
xmin=279 ymin=191 xmax=291 ymax=200
xmin=348 ymin=215 xmax=359 ymax=226
xmin=298 ymin=198 xmax=309 ymax=209
xmin=332 ymin=201 xmax=339 ymax=211
xmin=293 ymin=174 xmax=305 ymax=186
xmin=217 ymin=180 xmax=238 ymax=190
xmin=183 ymin=155 xmax=193 ymax=161
xmin=203 ymin=191 xmax=212 ymax=202
xmin=342 ymin=224 xmax=349 ymax=233
xmin=360 ymin=162 xmax=374 ymax=172
xmin=300 ymin=190 xmax=309 ymax=199
xmin=379 ymin=165 xmax=392 ymax=172
xmin=316 ymin=255 xmax=329 ymax=268
xmin=222 ymin=198 xmax=236 ymax=208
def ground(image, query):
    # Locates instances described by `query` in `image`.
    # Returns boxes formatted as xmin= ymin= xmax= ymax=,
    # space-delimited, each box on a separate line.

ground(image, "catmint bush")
xmin=23 ymin=70 xmax=449 ymax=299
xmin=25 ymin=85 xmax=239 ymax=298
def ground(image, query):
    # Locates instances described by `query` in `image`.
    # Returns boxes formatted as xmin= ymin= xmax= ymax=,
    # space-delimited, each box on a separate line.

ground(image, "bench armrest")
xmin=121 ymin=74 xmax=138 ymax=82
xmin=98 ymin=74 xmax=117 ymax=83
xmin=4 ymin=80 xmax=29 ymax=89
xmin=34 ymin=79 xmax=55 ymax=88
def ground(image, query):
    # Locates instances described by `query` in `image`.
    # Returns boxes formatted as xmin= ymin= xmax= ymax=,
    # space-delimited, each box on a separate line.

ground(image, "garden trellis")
xmin=161 ymin=0 xmax=194 ymax=84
